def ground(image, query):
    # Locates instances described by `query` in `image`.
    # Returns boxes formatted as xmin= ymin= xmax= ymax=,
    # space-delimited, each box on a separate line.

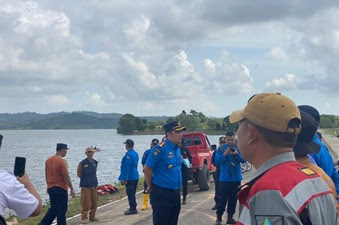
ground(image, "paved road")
xmin=67 ymin=169 xmax=255 ymax=225
xmin=66 ymin=132 xmax=339 ymax=225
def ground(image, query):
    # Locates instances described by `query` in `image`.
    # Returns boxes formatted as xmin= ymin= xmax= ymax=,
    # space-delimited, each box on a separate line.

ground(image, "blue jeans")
xmin=40 ymin=187 xmax=68 ymax=225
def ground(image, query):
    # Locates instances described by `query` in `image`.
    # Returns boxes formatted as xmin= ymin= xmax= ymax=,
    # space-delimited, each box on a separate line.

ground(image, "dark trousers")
xmin=181 ymin=166 xmax=189 ymax=197
xmin=216 ymin=181 xmax=240 ymax=218
xmin=40 ymin=186 xmax=68 ymax=225
xmin=144 ymin=181 xmax=148 ymax=192
xmin=150 ymin=184 xmax=181 ymax=225
xmin=126 ymin=180 xmax=138 ymax=210
xmin=212 ymin=172 xmax=220 ymax=204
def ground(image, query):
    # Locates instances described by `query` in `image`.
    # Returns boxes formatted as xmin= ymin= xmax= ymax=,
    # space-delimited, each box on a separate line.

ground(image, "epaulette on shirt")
xmin=159 ymin=141 xmax=166 ymax=147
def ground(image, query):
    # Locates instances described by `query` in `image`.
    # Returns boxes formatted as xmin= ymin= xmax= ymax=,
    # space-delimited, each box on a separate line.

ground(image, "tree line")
xmin=117 ymin=111 xmax=339 ymax=135
xmin=116 ymin=110 xmax=238 ymax=135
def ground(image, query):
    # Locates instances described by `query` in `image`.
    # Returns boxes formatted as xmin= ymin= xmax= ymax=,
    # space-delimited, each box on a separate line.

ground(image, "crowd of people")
xmin=1 ymin=92 xmax=339 ymax=225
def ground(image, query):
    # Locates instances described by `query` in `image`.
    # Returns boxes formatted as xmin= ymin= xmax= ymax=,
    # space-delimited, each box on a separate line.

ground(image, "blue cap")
xmin=56 ymin=143 xmax=68 ymax=151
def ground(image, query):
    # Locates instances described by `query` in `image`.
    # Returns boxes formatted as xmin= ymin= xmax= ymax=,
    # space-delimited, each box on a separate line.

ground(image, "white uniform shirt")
xmin=0 ymin=169 xmax=39 ymax=218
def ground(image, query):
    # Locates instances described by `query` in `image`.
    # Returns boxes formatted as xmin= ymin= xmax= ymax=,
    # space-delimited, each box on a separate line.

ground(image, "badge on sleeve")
xmin=154 ymin=148 xmax=161 ymax=156
xmin=298 ymin=167 xmax=316 ymax=176
xmin=255 ymin=216 xmax=282 ymax=225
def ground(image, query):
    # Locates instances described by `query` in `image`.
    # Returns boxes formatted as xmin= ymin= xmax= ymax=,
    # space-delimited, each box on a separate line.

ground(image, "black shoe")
xmin=182 ymin=197 xmax=187 ymax=205
xmin=215 ymin=219 xmax=222 ymax=225
xmin=211 ymin=205 xmax=217 ymax=210
xmin=124 ymin=209 xmax=138 ymax=215
xmin=226 ymin=218 xmax=237 ymax=224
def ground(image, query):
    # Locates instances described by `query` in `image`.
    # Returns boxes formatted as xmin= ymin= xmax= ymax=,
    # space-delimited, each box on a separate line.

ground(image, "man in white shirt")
xmin=0 ymin=136 xmax=42 ymax=220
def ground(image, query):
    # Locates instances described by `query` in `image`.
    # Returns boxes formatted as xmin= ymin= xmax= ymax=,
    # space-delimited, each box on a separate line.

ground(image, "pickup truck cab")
xmin=182 ymin=132 xmax=215 ymax=191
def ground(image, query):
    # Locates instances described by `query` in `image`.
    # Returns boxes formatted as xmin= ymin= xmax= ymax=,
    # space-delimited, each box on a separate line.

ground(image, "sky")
xmin=0 ymin=0 xmax=339 ymax=117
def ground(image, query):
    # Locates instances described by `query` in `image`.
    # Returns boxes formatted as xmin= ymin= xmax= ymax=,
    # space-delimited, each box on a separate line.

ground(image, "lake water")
xmin=0 ymin=129 xmax=221 ymax=202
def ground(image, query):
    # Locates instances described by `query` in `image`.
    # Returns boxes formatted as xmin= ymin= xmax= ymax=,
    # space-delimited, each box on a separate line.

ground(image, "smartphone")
xmin=14 ymin=157 xmax=26 ymax=177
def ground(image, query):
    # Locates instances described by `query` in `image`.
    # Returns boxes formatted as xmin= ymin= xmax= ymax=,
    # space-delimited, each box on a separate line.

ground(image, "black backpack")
xmin=0 ymin=214 xmax=6 ymax=225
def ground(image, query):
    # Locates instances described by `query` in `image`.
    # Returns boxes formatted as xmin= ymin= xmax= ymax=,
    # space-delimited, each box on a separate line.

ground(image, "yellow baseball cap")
xmin=86 ymin=147 xmax=96 ymax=153
xmin=229 ymin=93 xmax=301 ymax=134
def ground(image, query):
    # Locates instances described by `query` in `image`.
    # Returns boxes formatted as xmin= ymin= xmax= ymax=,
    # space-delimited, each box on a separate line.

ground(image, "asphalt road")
xmin=67 ymin=169 xmax=255 ymax=225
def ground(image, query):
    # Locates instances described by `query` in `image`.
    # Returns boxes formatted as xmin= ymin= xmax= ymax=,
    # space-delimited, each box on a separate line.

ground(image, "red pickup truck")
xmin=182 ymin=132 xmax=216 ymax=191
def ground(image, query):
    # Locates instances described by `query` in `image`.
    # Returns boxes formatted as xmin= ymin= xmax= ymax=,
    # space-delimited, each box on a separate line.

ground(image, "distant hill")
xmin=0 ymin=111 xmax=169 ymax=130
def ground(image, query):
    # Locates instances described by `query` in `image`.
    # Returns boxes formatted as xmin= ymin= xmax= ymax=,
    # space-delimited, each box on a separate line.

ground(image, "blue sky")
xmin=0 ymin=0 xmax=338 ymax=117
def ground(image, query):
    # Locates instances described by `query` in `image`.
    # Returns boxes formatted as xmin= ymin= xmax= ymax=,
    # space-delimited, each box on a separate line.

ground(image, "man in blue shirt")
xmin=141 ymin=138 xmax=159 ymax=210
xmin=299 ymin=105 xmax=339 ymax=202
xmin=144 ymin=121 xmax=186 ymax=225
xmin=215 ymin=131 xmax=246 ymax=225
xmin=211 ymin=136 xmax=226 ymax=210
xmin=118 ymin=139 xmax=139 ymax=215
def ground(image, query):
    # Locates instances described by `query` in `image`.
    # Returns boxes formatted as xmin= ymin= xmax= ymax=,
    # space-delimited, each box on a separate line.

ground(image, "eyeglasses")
xmin=87 ymin=151 xmax=94 ymax=154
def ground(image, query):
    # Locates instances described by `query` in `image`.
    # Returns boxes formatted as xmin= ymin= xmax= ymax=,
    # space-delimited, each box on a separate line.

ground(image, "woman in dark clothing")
xmin=179 ymin=140 xmax=192 ymax=205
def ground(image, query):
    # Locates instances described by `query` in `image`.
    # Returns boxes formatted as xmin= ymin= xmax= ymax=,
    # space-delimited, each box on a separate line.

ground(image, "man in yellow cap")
xmin=229 ymin=93 xmax=337 ymax=225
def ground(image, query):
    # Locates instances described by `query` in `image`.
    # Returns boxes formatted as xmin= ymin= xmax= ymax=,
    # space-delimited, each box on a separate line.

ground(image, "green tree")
xmin=320 ymin=117 xmax=333 ymax=128
xmin=135 ymin=117 xmax=148 ymax=131
xmin=215 ymin=122 xmax=221 ymax=131
xmin=179 ymin=114 xmax=201 ymax=131
xmin=149 ymin=121 xmax=157 ymax=130
xmin=117 ymin=114 xmax=137 ymax=134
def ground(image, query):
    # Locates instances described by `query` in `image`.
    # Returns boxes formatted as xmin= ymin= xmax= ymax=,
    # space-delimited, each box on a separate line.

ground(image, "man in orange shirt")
xmin=39 ymin=143 xmax=75 ymax=225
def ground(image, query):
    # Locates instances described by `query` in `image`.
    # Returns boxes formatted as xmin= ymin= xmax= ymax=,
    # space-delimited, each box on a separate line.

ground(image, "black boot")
xmin=182 ymin=196 xmax=187 ymax=205
xmin=124 ymin=208 xmax=138 ymax=215
xmin=215 ymin=214 xmax=222 ymax=225
xmin=226 ymin=218 xmax=236 ymax=224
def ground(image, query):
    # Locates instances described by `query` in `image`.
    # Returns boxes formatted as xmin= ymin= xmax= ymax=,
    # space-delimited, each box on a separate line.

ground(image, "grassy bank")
xmin=7 ymin=178 xmax=145 ymax=225
xmin=325 ymin=128 xmax=339 ymax=136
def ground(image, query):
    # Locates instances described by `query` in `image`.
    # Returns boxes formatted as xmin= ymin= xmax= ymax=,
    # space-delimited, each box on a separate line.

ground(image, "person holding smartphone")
xmin=214 ymin=131 xmax=246 ymax=225
xmin=0 ymin=136 xmax=42 ymax=220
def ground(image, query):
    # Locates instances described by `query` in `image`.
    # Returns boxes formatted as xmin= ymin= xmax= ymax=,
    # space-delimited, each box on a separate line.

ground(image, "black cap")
xmin=151 ymin=139 xmax=159 ymax=145
xmin=56 ymin=143 xmax=68 ymax=151
xmin=294 ymin=111 xmax=320 ymax=155
xmin=123 ymin=139 xmax=134 ymax=147
xmin=163 ymin=121 xmax=186 ymax=133
xmin=298 ymin=105 xmax=320 ymax=124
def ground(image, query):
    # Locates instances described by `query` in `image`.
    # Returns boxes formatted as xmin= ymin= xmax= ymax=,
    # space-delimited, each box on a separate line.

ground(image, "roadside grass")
xmin=325 ymin=128 xmax=339 ymax=136
xmin=7 ymin=178 xmax=145 ymax=225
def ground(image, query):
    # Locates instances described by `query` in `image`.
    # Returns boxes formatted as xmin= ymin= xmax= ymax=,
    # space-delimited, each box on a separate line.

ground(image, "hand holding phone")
xmin=14 ymin=157 xmax=26 ymax=177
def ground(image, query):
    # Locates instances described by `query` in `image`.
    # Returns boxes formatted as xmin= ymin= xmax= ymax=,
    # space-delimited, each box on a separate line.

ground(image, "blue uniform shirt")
xmin=118 ymin=149 xmax=139 ymax=181
xmin=145 ymin=139 xmax=182 ymax=190
xmin=215 ymin=144 xmax=246 ymax=182
xmin=310 ymin=135 xmax=339 ymax=199
xmin=141 ymin=149 xmax=151 ymax=166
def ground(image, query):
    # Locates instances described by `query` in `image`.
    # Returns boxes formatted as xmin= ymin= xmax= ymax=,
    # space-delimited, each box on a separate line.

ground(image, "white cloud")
xmin=48 ymin=95 xmax=70 ymax=105
xmin=85 ymin=92 xmax=106 ymax=107
xmin=204 ymin=59 xmax=253 ymax=94
xmin=266 ymin=47 xmax=288 ymax=61
xmin=1 ymin=1 xmax=339 ymax=115
xmin=123 ymin=15 xmax=150 ymax=42
xmin=266 ymin=74 xmax=299 ymax=91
